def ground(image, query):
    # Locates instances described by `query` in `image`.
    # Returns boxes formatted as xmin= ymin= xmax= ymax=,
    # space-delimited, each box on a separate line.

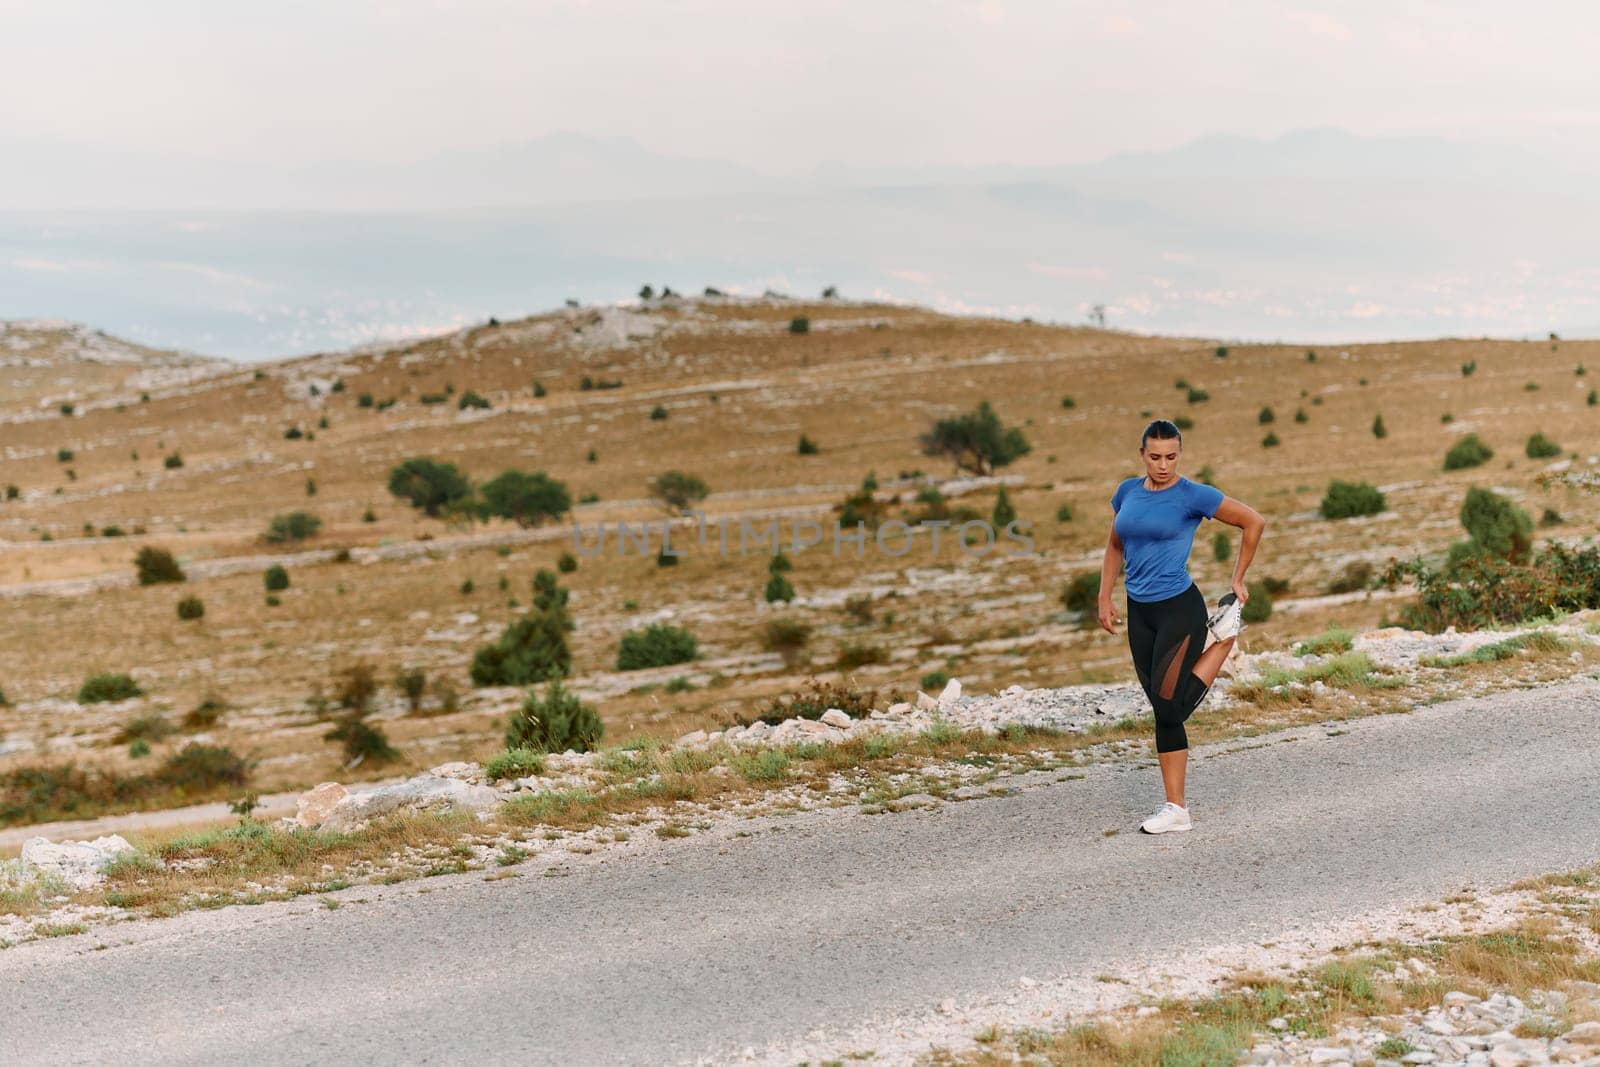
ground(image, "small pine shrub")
xmin=1060 ymin=396 xmax=1076 ymax=409
xmin=358 ymin=393 xmax=374 ymax=408
xmin=1526 ymin=432 xmax=1561 ymax=459
xmin=1214 ymin=345 xmax=1228 ymax=358
xmin=263 ymin=564 xmax=290 ymax=592
xmin=1056 ymin=503 xmax=1073 ymax=522
xmin=1186 ymin=387 xmax=1209 ymax=404
xmin=461 ymin=578 xmax=475 ymax=594
xmin=1212 ymin=531 xmax=1230 ymax=562
xmin=1372 ymin=413 xmax=1387 ymax=439
xmin=505 ymin=673 xmax=603 ymax=753
xmin=616 ymin=624 xmax=697 ymax=670
xmin=176 ymin=595 xmax=205 ymax=621
xmin=1294 ymin=408 xmax=1308 ymax=423
xmin=1444 ymin=434 xmax=1494 ymax=470
xmin=649 ymin=404 xmax=668 ymax=420
xmin=57 ymin=448 xmax=73 ymax=462
xmin=1320 ymin=481 xmax=1386 ymax=519
xmin=1173 ymin=415 xmax=1194 ymax=431
xmin=1461 ymin=361 xmax=1476 ymax=376
xmin=764 ymin=571 xmax=795 ymax=602
xmin=556 ymin=551 xmax=577 ymax=573
xmin=797 ymin=434 xmax=819 ymax=455
xmin=1258 ymin=406 xmax=1275 ymax=425
xmin=457 ymin=391 xmax=491 ymax=410
xmin=1061 ymin=572 xmax=1101 ymax=617
xmin=128 ymin=739 xmax=151 ymax=758
xmin=164 ymin=453 xmax=183 ymax=469
xmin=1590 ymin=391 xmax=1598 ymax=407
xmin=533 ymin=381 xmax=547 ymax=398
xmin=789 ymin=317 xmax=810 ymax=334
xmin=284 ymin=426 xmax=303 ymax=440
xmin=1262 ymin=431 xmax=1281 ymax=448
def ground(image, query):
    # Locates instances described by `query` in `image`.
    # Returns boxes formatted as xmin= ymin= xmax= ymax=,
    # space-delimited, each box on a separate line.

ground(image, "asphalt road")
xmin=5 ymin=678 xmax=1600 ymax=1066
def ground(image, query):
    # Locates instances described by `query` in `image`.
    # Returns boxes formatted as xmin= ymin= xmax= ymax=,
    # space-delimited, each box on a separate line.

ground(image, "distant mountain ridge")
xmin=2 ymin=126 xmax=1593 ymax=211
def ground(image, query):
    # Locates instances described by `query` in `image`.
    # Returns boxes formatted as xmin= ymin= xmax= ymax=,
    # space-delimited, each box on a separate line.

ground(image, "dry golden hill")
xmin=1 ymin=295 xmax=1596 ymax=809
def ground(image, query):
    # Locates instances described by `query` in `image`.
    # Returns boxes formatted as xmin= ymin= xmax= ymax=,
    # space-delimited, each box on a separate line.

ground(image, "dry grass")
xmin=4 ymin=299 xmax=1599 ymax=818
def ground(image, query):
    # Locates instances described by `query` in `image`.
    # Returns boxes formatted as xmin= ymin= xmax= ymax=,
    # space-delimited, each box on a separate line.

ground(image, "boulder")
xmin=294 ymin=781 xmax=350 ymax=828
xmin=820 ymin=709 xmax=852 ymax=729
xmin=315 ymin=775 xmax=503 ymax=832
xmin=938 ymin=678 xmax=962 ymax=705
xmin=1565 ymin=1022 xmax=1600 ymax=1046
xmin=21 ymin=834 xmax=136 ymax=889
xmin=915 ymin=690 xmax=938 ymax=712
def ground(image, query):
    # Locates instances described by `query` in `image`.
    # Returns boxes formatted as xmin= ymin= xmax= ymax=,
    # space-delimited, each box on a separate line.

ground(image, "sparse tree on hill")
xmin=918 ymin=400 xmax=1031 ymax=476
xmin=387 ymin=457 xmax=473 ymax=517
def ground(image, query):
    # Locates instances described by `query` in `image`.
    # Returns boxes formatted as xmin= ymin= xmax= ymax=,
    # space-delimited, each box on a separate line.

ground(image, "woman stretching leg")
xmin=1095 ymin=420 xmax=1266 ymax=834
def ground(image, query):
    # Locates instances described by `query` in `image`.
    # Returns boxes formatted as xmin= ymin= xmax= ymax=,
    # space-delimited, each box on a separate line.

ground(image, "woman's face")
xmin=1139 ymin=435 xmax=1181 ymax=486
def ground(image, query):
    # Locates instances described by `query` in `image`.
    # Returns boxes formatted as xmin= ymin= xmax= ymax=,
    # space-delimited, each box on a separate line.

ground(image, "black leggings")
xmin=1126 ymin=583 xmax=1212 ymax=753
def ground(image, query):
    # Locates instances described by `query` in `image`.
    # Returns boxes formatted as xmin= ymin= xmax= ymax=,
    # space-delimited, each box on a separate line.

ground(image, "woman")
xmin=1096 ymin=419 xmax=1265 ymax=834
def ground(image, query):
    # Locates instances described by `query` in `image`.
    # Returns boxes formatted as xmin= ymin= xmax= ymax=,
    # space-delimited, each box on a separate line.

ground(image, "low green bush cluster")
xmin=0 ymin=745 xmax=251 ymax=826
xmin=616 ymin=623 xmax=697 ymax=671
xmin=505 ymin=674 xmax=603 ymax=753
xmin=1319 ymin=480 xmax=1385 ymax=519
xmin=78 ymin=673 xmax=143 ymax=704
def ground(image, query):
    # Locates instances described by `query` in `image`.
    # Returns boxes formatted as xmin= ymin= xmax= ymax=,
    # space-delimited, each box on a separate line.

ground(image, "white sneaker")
xmin=1139 ymin=801 xmax=1192 ymax=834
xmin=1207 ymin=592 xmax=1244 ymax=642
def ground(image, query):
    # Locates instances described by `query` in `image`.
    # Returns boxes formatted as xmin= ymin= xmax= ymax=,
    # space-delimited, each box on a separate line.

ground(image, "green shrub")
xmin=1320 ymin=480 xmax=1386 ymax=519
xmin=921 ymin=669 xmax=949 ymax=691
xmin=471 ymin=571 xmax=574 ymax=686
xmin=616 ymin=624 xmax=697 ymax=670
xmin=128 ymin=739 xmax=151 ymax=758
xmin=477 ymin=470 xmax=572 ymax=528
xmin=1056 ymin=502 xmax=1073 ymax=522
xmin=1214 ymin=346 xmax=1228 ymax=358
xmin=1458 ymin=487 xmax=1533 ymax=564
xmin=358 ymin=392 xmax=374 ymax=408
xmin=78 ymin=673 xmax=143 ymax=704
xmin=118 ymin=714 xmax=177 ymax=744
xmin=483 ymin=747 xmax=546 ymax=781
xmin=764 ymin=570 xmax=795 ymax=602
xmin=324 ymin=716 xmax=400 ymax=766
xmin=1186 ymin=387 xmax=1209 ymax=404
xmin=394 ymin=670 xmax=426 ymax=713
xmin=1258 ymin=406 xmax=1274 ymax=424
xmin=183 ymin=696 xmax=226 ymax=729
xmin=1262 ymin=431 xmax=1280 ymax=448
xmin=135 ymin=546 xmax=185 ymax=585
xmin=917 ymin=400 xmax=1031 ymax=476
xmin=835 ymin=642 xmax=887 ymax=669
xmin=789 ymin=316 xmax=810 ymax=334
xmin=457 ymin=390 xmax=491 ymax=410
xmin=797 ymin=433 xmax=819 ymax=455
xmin=1212 ymin=531 xmax=1230 ymax=562
xmin=761 ymin=619 xmax=813 ymax=665
xmin=388 ymin=457 xmax=473 ymax=517
xmin=1526 ymin=432 xmax=1561 ymax=459
xmin=332 ymin=663 xmax=378 ymax=714
xmin=1444 ymin=434 xmax=1493 ymax=470
xmin=556 ymin=551 xmax=578 ymax=573
xmin=1540 ymin=507 xmax=1564 ymax=528
xmin=176 ymin=595 xmax=205 ymax=621
xmin=650 ymin=470 xmax=710 ymax=514
xmin=1060 ymin=395 xmax=1076 ymax=409
xmin=1327 ymin=560 xmax=1374 ymax=594
xmin=164 ymin=453 xmax=183 ymax=469
xmin=505 ymin=674 xmax=603 ymax=753
xmin=1294 ymin=408 xmax=1308 ymax=423
xmin=649 ymin=404 xmax=668 ymax=420
xmin=742 ymin=677 xmax=887 ymax=727
xmin=1372 ymin=413 xmax=1387 ymax=439
xmin=1173 ymin=415 xmax=1194 ymax=431
xmin=284 ymin=426 xmax=304 ymax=440
xmin=1241 ymin=584 xmax=1273 ymax=623
xmin=263 ymin=510 xmax=322 ymax=543
xmin=263 ymin=564 xmax=290 ymax=592
xmin=1061 ymin=572 xmax=1101 ymax=617
xmin=157 ymin=744 xmax=250 ymax=791
xmin=1295 ymin=627 xmax=1355 ymax=656
xmin=1461 ymin=361 xmax=1476 ymax=376
xmin=57 ymin=448 xmax=73 ymax=462
xmin=1383 ymin=544 xmax=1600 ymax=632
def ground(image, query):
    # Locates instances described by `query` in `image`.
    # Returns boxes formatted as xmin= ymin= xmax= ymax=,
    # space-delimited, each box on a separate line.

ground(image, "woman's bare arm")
xmin=1097 ymin=518 xmax=1125 ymax=633
xmin=1213 ymin=497 xmax=1266 ymax=603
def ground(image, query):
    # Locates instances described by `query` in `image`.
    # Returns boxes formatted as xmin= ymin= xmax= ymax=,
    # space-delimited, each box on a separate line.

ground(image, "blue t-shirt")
xmin=1110 ymin=476 xmax=1226 ymax=602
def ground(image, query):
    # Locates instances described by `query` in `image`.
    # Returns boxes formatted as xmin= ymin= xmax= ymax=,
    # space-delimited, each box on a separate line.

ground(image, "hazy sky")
xmin=3 ymin=0 xmax=1596 ymax=170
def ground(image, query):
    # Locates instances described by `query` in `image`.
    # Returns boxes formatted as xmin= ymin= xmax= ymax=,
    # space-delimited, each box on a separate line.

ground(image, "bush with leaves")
xmin=1212 ymin=531 xmax=1230 ymax=562
xmin=478 ymin=470 xmax=570 ymax=527
xmin=78 ymin=673 xmax=143 ymax=703
xmin=471 ymin=570 xmax=574 ymax=686
xmin=650 ymin=470 xmax=710 ymax=515
xmin=797 ymin=433 xmax=819 ymax=455
xmin=1319 ymin=480 xmax=1386 ymax=519
xmin=176 ymin=595 xmax=205 ymax=621
xmin=388 ymin=457 xmax=473 ymax=517
xmin=991 ymin=485 xmax=1016 ymax=529
xmin=135 ymin=546 xmax=185 ymax=585
xmin=505 ymin=672 xmax=603 ymax=753
xmin=556 ymin=551 xmax=578 ymax=573
xmin=264 ymin=564 xmax=290 ymax=592
xmin=325 ymin=715 xmax=400 ymax=766
xmin=263 ymin=510 xmax=321 ymax=544
xmin=1526 ymin=432 xmax=1562 ymax=459
xmin=1372 ymin=413 xmax=1387 ymax=439
xmin=1061 ymin=572 xmax=1101 ymax=617
xmin=789 ymin=317 xmax=810 ymax=334
xmin=396 ymin=669 xmax=427 ymax=713
xmin=762 ymin=618 xmax=813 ymax=666
xmin=1452 ymin=487 xmax=1533 ymax=567
xmin=917 ymin=400 xmax=1031 ymax=476
xmin=741 ymin=677 xmax=890 ymax=727
xmin=616 ymin=623 xmax=697 ymax=670
xmin=1444 ymin=434 xmax=1493 ymax=470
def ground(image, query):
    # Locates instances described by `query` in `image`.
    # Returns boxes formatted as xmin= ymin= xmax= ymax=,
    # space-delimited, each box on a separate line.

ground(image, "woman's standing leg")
xmin=1147 ymin=585 xmax=1211 ymax=805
